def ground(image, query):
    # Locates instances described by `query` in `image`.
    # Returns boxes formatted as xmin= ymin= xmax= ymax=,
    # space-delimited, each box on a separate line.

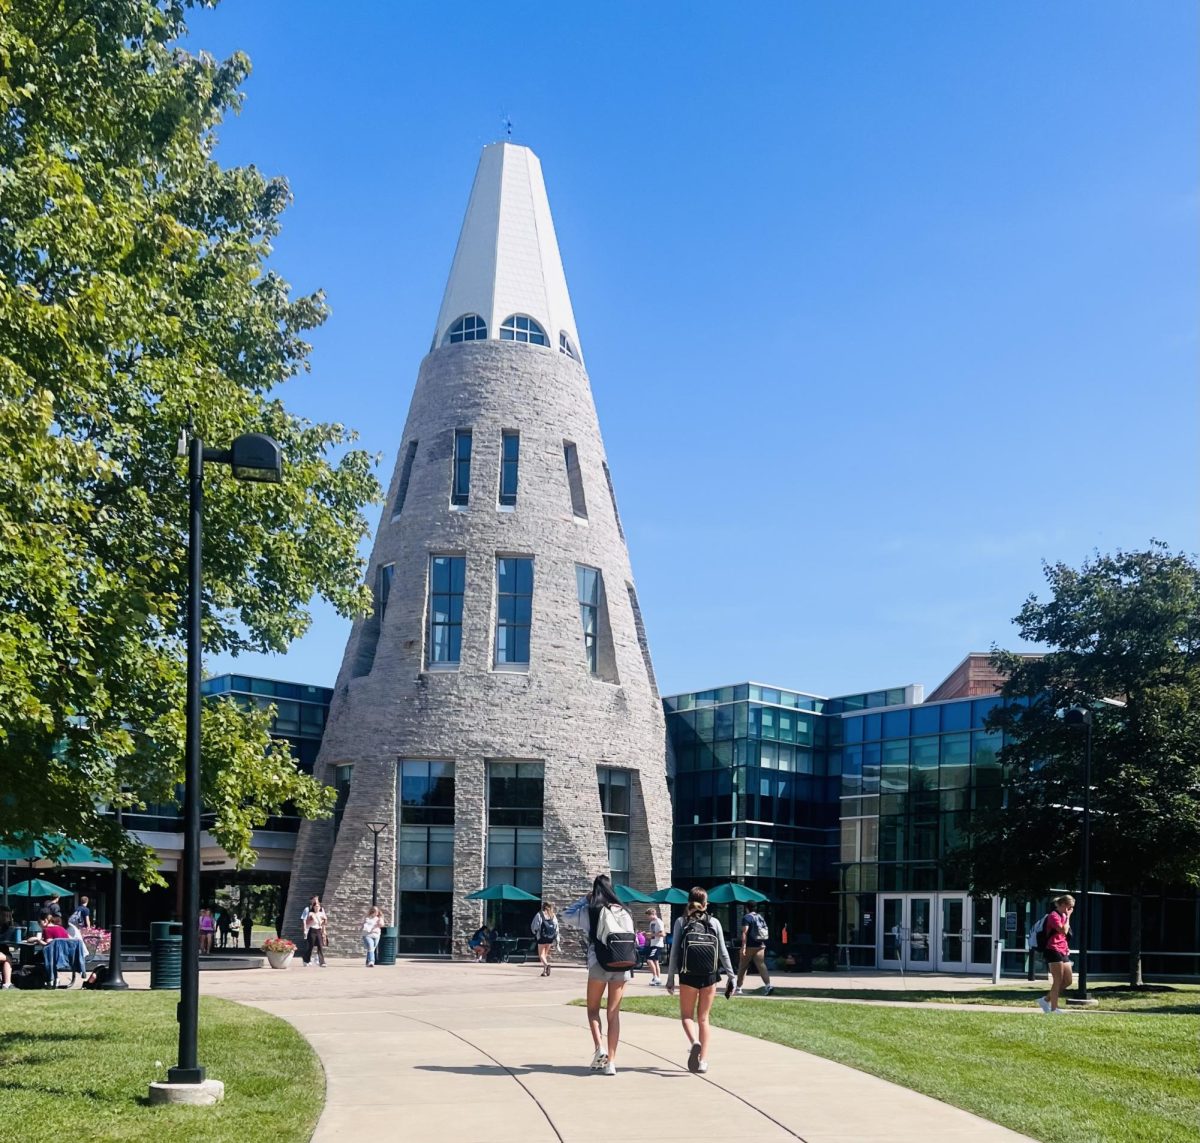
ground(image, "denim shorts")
xmin=588 ymin=961 xmax=632 ymax=984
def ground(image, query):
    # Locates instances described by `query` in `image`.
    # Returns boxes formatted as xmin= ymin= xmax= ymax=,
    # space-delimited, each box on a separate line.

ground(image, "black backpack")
xmin=539 ymin=916 xmax=559 ymax=943
xmin=679 ymin=913 xmax=720 ymax=976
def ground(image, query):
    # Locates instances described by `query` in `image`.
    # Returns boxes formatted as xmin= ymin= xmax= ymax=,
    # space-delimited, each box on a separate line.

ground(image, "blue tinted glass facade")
xmin=666 ymin=685 xmax=841 ymax=955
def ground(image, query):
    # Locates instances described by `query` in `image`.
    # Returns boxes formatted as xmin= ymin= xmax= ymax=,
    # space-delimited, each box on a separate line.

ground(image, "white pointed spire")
xmin=434 ymin=143 xmax=583 ymax=362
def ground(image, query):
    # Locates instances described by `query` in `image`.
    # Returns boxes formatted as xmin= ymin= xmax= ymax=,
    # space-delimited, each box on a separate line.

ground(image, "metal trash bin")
xmin=376 ymin=925 xmax=398 ymax=966
xmin=149 ymin=920 xmax=182 ymax=989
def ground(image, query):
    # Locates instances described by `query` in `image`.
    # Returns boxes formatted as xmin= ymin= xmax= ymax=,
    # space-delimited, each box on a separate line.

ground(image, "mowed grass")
xmin=767 ymin=980 xmax=1200 ymax=1012
xmin=0 ymin=991 xmax=323 ymax=1142
xmin=622 ymin=994 xmax=1200 ymax=1143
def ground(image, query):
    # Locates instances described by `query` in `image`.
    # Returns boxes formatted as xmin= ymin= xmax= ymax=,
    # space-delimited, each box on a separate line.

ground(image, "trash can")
xmin=150 ymin=920 xmax=182 ymax=990
xmin=376 ymin=925 xmax=398 ymax=966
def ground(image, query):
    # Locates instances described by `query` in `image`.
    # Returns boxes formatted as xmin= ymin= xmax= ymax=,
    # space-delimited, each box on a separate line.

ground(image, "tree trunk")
xmin=1129 ymin=892 xmax=1144 ymax=987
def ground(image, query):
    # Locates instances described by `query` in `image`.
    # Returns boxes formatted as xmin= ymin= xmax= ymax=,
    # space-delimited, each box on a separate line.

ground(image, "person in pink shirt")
xmin=1037 ymin=894 xmax=1075 ymax=1013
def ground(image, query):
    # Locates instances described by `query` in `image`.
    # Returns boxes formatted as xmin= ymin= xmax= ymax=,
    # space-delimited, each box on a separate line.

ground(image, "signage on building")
xmin=1005 ymin=911 xmax=1017 ymax=933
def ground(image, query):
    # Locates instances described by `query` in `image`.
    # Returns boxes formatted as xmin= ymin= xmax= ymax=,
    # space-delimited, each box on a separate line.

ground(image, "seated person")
xmin=468 ymin=926 xmax=490 ymax=962
xmin=0 ymin=947 xmax=11 ymax=989
xmin=26 ymin=909 xmax=70 ymax=944
xmin=0 ymin=905 xmax=18 ymax=946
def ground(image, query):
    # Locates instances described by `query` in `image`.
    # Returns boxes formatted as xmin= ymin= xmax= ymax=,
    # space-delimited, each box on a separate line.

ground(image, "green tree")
xmin=949 ymin=544 xmax=1200 ymax=985
xmin=0 ymin=0 xmax=380 ymax=882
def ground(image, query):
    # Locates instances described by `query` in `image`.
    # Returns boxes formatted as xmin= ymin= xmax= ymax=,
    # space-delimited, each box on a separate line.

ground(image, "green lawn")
xmin=0 ymin=992 xmax=323 ymax=1142
xmin=765 ymin=980 xmax=1200 ymax=1012
xmin=622 ymin=994 xmax=1200 ymax=1143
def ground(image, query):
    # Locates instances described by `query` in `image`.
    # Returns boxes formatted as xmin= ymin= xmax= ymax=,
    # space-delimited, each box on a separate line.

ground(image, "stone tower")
xmin=286 ymin=143 xmax=672 ymax=955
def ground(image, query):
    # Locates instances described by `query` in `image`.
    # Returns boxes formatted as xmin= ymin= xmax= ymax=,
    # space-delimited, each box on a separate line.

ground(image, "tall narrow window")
xmin=333 ymin=764 xmax=353 ymax=834
xmin=486 ymin=761 xmax=544 ymax=933
xmin=398 ymin=760 xmax=455 ymax=955
xmin=391 ymin=440 xmax=419 ymax=521
xmin=499 ymin=431 xmax=519 ymax=507
xmin=452 ymin=429 xmax=472 ymax=505
xmin=627 ymin=582 xmax=658 ymax=697
xmin=576 ymin=565 xmax=600 ymax=674
xmin=598 ymin=767 xmax=631 ymax=879
xmin=428 ymin=555 xmax=465 ymax=666
xmin=377 ymin=563 xmax=395 ymax=620
xmin=563 ymin=440 xmax=587 ymax=519
xmin=495 ymin=557 xmax=533 ymax=667
xmin=602 ymin=461 xmax=625 ymax=539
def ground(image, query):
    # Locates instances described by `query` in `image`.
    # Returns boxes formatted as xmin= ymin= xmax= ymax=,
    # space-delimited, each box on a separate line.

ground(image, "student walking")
xmin=361 ymin=905 xmax=383 ymax=966
xmin=734 ymin=907 xmax=773 ymax=995
xmin=666 ymin=887 xmax=735 ymax=1074
xmin=1037 ymin=894 xmax=1075 ymax=1013
xmin=302 ymin=897 xmax=328 ymax=966
xmin=644 ymin=908 xmax=666 ymax=986
xmin=531 ymin=902 xmax=558 ymax=976
xmin=563 ymin=874 xmax=637 ymax=1076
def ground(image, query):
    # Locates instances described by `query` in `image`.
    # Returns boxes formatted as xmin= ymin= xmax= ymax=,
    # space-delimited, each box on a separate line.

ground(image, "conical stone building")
xmin=286 ymin=143 xmax=672 ymax=955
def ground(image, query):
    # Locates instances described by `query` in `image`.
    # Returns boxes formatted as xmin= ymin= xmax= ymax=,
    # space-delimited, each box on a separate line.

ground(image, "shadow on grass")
xmin=769 ymin=985 xmax=1200 ymax=1013
xmin=1 ymin=1030 xmax=111 ymax=1044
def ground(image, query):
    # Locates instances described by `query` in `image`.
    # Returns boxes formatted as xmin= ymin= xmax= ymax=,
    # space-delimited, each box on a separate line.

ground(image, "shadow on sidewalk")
xmin=415 ymin=1063 xmax=685 ymax=1078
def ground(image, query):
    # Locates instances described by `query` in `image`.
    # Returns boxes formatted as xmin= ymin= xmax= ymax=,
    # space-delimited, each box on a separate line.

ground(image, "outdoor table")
xmin=490 ymin=937 xmax=519 ymax=962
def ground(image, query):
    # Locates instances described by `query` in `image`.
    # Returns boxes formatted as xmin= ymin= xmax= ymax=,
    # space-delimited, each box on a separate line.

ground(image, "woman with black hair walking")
xmin=562 ymin=874 xmax=637 ymax=1076
xmin=666 ymin=886 xmax=735 ymax=1074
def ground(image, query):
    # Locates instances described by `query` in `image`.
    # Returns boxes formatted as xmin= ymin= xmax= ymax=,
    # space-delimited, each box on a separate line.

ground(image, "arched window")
xmin=558 ymin=331 xmax=579 ymax=361
xmin=499 ymin=314 xmax=548 ymax=346
xmin=445 ymin=314 xmax=488 ymax=344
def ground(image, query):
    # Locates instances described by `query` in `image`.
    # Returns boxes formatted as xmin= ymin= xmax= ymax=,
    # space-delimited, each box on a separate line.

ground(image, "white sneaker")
xmin=687 ymin=1042 xmax=702 ymax=1073
xmin=697 ymin=1060 xmax=708 ymax=1074
xmin=1037 ymin=997 xmax=1051 ymax=1014
xmin=603 ymin=1061 xmax=617 ymax=1076
xmin=590 ymin=1047 xmax=608 ymax=1070
xmin=762 ymin=985 xmax=774 ymax=996
xmin=734 ymin=986 xmax=744 ymax=995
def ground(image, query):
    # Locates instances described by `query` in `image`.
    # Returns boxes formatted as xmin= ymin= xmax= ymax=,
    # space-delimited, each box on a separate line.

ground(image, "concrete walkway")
xmin=198 ymin=960 xmax=1033 ymax=1143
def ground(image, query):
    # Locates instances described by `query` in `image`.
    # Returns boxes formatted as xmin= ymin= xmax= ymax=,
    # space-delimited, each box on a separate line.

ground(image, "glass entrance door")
xmin=908 ymin=897 xmax=932 ymax=968
xmin=969 ymin=897 xmax=995 ymax=970
xmin=938 ymin=896 xmax=967 ymax=970
xmin=881 ymin=896 xmax=904 ymax=966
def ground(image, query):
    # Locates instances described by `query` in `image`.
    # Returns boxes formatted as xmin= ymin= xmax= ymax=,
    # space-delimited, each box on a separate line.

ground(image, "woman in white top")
xmin=561 ymin=874 xmax=632 ymax=1076
xmin=303 ymin=897 xmax=328 ymax=966
xmin=644 ymin=908 xmax=666 ymax=987
xmin=361 ymin=905 xmax=383 ymax=967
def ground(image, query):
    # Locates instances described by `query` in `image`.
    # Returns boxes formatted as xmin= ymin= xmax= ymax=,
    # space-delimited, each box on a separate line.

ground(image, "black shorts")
xmin=1043 ymin=949 xmax=1069 ymax=965
xmin=678 ymin=971 xmax=721 ymax=989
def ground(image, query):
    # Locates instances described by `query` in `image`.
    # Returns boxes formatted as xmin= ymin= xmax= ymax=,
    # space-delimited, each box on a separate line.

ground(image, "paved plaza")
xmin=190 ymin=961 xmax=1033 ymax=1142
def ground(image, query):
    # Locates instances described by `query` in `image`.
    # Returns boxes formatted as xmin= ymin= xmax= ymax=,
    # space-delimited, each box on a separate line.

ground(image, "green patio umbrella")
xmin=649 ymin=886 xmax=690 ymax=905
xmin=464 ymin=883 xmax=540 ymax=902
xmin=706 ymin=882 xmax=770 ymax=905
xmin=612 ymin=883 xmax=656 ymax=904
xmin=6 ymin=878 xmax=74 ymax=898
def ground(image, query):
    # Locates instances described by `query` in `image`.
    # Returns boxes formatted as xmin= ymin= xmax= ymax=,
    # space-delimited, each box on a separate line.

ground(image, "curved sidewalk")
xmin=201 ymin=960 xmax=1032 ymax=1143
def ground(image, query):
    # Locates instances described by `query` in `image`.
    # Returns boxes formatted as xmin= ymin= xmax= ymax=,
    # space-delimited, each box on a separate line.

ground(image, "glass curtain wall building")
xmin=669 ymin=674 xmax=1200 ymax=976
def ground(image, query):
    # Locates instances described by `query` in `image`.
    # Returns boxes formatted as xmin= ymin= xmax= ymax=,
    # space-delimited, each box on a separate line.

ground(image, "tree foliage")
xmin=950 ymin=544 xmax=1200 ymax=910
xmin=0 ymin=0 xmax=381 ymax=881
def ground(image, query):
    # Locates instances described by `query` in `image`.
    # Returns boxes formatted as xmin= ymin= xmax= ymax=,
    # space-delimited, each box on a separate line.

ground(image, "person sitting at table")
xmin=0 ymin=905 xmax=17 ymax=944
xmin=26 ymin=909 xmax=70 ymax=944
xmin=0 ymin=946 xmax=11 ymax=989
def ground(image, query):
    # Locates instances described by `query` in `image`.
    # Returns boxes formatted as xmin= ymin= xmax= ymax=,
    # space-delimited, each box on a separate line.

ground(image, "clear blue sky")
xmin=200 ymin=1 xmax=1198 ymax=698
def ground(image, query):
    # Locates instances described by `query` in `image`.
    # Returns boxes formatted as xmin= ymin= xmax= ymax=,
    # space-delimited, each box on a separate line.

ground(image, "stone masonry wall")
xmin=286 ymin=341 xmax=671 ymax=956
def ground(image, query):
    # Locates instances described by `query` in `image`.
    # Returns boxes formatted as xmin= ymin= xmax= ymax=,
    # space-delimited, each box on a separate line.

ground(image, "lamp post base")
xmin=1066 ymin=996 xmax=1099 ymax=1007
xmin=149 ymin=1078 xmax=224 ymax=1105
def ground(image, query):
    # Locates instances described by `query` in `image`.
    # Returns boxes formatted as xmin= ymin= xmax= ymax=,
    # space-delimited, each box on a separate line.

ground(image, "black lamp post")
xmin=366 ymin=822 xmax=389 ymax=907
xmin=168 ymin=430 xmax=282 ymax=1086
xmin=98 ymin=801 xmax=128 ymax=990
xmin=1064 ymin=707 xmax=1095 ymax=1005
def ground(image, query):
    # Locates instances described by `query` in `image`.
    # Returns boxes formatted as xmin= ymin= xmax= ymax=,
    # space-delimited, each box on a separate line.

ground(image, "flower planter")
xmin=265 ymin=949 xmax=294 ymax=970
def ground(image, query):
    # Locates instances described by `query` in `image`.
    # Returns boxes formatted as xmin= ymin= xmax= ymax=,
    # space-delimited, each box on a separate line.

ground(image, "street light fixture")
xmin=1063 ymin=706 xmax=1096 ymax=1006
xmin=169 ymin=429 xmax=282 ymax=1088
xmin=98 ymin=801 xmax=128 ymax=991
xmin=366 ymin=821 xmax=389 ymax=907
